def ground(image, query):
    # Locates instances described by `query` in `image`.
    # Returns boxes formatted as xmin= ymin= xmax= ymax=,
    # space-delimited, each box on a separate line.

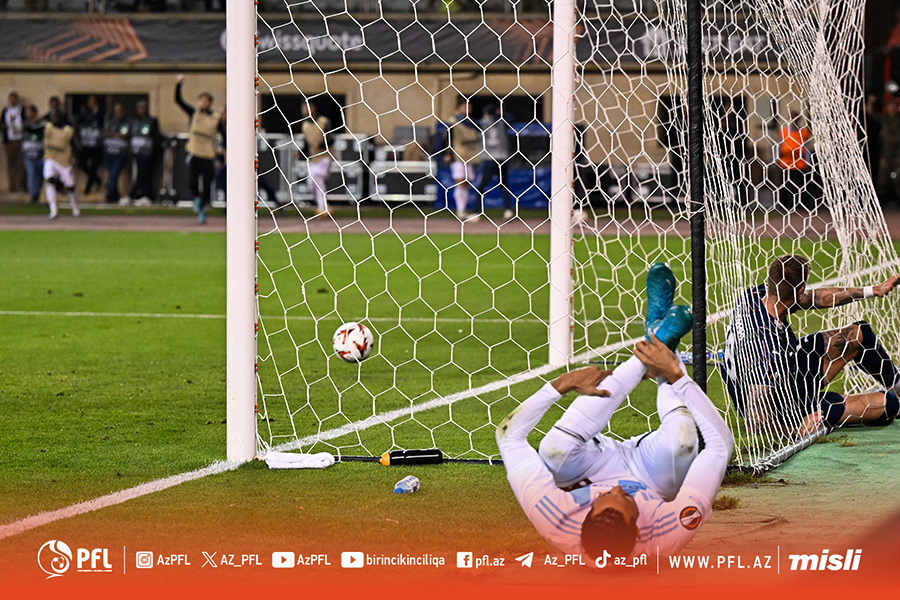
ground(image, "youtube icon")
xmin=341 ymin=552 xmax=364 ymax=568
xmin=272 ymin=552 xmax=295 ymax=568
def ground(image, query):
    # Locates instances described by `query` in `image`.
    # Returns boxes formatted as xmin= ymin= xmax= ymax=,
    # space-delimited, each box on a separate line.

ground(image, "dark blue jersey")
xmin=722 ymin=285 xmax=819 ymax=424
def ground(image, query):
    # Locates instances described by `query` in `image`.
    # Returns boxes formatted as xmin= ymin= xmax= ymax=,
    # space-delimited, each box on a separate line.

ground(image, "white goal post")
xmin=226 ymin=0 xmax=259 ymax=462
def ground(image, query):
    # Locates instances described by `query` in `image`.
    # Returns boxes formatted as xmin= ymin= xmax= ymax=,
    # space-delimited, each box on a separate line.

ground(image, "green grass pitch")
xmin=0 ymin=226 xmax=842 ymax=543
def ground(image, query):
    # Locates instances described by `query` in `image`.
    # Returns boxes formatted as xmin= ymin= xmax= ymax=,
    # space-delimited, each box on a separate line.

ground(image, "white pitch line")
xmin=0 ymin=310 xmax=551 ymax=325
xmin=0 ymin=460 xmax=243 ymax=540
xmin=0 ymin=310 xmax=226 ymax=320
xmin=2 ymin=259 xmax=896 ymax=540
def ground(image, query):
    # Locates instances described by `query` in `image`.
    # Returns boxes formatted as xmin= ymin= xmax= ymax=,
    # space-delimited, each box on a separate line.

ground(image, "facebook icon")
xmin=456 ymin=552 xmax=473 ymax=568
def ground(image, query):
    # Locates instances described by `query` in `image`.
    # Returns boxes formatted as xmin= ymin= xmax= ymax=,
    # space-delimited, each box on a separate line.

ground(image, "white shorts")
xmin=43 ymin=159 xmax=76 ymax=189
xmin=450 ymin=161 xmax=475 ymax=183
xmin=307 ymin=158 xmax=332 ymax=183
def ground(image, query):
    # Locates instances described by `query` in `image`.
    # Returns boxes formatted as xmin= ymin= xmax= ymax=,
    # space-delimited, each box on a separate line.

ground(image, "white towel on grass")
xmin=264 ymin=451 xmax=335 ymax=469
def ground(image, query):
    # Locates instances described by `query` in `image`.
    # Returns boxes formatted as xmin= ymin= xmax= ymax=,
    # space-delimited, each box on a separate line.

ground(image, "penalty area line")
xmin=0 ymin=460 xmax=243 ymax=541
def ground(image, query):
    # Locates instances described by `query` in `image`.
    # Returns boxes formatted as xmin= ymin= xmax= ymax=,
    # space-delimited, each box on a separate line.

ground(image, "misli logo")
xmin=38 ymin=540 xmax=72 ymax=579
xmin=788 ymin=549 xmax=862 ymax=571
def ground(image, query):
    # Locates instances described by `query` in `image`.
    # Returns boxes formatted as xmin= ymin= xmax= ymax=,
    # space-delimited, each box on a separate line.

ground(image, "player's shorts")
xmin=43 ymin=159 xmax=75 ymax=188
xmin=451 ymin=161 xmax=475 ymax=183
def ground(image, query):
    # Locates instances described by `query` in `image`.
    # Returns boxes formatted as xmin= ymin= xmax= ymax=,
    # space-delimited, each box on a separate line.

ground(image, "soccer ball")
xmin=332 ymin=322 xmax=374 ymax=362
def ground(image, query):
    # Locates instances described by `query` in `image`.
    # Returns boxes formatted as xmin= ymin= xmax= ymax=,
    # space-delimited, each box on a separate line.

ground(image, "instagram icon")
xmin=136 ymin=551 xmax=154 ymax=569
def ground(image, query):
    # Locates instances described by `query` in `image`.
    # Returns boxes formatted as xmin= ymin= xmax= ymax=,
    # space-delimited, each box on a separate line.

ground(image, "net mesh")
xmin=254 ymin=0 xmax=899 ymax=471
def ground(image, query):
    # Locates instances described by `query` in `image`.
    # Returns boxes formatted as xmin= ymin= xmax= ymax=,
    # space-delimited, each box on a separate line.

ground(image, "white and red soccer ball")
xmin=332 ymin=322 xmax=374 ymax=362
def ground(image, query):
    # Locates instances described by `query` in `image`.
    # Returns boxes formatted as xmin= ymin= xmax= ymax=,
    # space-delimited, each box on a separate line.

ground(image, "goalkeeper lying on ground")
xmin=497 ymin=264 xmax=733 ymax=563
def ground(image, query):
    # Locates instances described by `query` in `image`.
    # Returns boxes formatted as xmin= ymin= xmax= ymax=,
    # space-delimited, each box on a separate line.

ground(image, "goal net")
xmin=247 ymin=0 xmax=899 ymax=472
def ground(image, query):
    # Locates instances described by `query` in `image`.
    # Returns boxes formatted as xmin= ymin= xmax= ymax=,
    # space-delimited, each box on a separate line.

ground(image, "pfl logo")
xmin=37 ymin=540 xmax=72 ymax=579
xmin=37 ymin=540 xmax=113 ymax=579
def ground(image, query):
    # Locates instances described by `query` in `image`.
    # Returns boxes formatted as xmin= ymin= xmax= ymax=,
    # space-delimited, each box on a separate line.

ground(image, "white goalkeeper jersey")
xmin=497 ymin=379 xmax=732 ymax=560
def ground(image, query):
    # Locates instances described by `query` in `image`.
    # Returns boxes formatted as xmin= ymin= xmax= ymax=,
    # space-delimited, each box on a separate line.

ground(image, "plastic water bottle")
xmin=393 ymin=475 xmax=420 ymax=494
xmin=679 ymin=350 xmax=725 ymax=364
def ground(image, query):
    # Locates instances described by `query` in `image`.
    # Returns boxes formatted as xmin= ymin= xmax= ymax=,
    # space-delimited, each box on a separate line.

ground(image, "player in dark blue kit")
xmin=722 ymin=255 xmax=900 ymax=435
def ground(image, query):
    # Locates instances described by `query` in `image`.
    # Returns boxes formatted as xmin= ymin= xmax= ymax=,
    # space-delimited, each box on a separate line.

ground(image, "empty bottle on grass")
xmin=394 ymin=475 xmax=420 ymax=494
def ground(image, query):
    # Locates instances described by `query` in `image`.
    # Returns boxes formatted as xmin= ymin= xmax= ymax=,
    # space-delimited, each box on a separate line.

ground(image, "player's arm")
xmin=496 ymin=368 xmax=609 ymax=479
xmin=797 ymin=274 xmax=900 ymax=309
xmin=174 ymin=75 xmax=195 ymax=118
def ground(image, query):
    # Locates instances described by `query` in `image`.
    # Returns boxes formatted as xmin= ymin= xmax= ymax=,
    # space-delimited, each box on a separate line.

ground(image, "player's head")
xmin=302 ymin=101 xmax=317 ymax=119
xmin=136 ymin=101 xmax=148 ymax=117
xmin=8 ymin=91 xmax=19 ymax=105
xmin=581 ymin=485 xmax=640 ymax=560
xmin=25 ymin=105 xmax=38 ymax=122
xmin=198 ymin=92 xmax=214 ymax=111
xmin=49 ymin=109 xmax=64 ymax=126
xmin=767 ymin=255 xmax=810 ymax=305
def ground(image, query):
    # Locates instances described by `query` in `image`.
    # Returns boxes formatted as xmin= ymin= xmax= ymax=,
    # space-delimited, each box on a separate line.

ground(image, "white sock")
xmin=454 ymin=184 xmax=469 ymax=215
xmin=46 ymin=186 xmax=58 ymax=218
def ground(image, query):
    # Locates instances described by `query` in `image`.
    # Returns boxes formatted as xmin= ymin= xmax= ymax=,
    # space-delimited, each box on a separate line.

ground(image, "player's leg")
xmin=198 ymin=158 xmax=215 ymax=223
xmin=816 ymin=322 xmax=900 ymax=390
xmin=629 ymin=360 xmax=698 ymax=501
xmin=309 ymin=159 xmax=330 ymax=212
xmin=806 ymin=390 xmax=899 ymax=431
xmin=538 ymin=355 xmax=647 ymax=488
xmin=538 ymin=263 xmax=683 ymax=488
xmin=61 ymin=165 xmax=79 ymax=217
xmin=498 ymin=160 xmax=514 ymax=218
xmin=465 ymin=164 xmax=480 ymax=220
xmin=450 ymin=161 xmax=469 ymax=219
xmin=43 ymin=160 xmax=59 ymax=219
xmin=189 ymin=156 xmax=202 ymax=213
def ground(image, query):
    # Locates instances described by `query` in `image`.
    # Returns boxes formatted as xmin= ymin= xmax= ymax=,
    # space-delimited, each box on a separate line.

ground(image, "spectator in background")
xmin=129 ymin=100 xmax=162 ymax=204
xmin=864 ymin=94 xmax=882 ymax=193
xmin=103 ymin=103 xmax=131 ymax=204
xmin=476 ymin=103 xmax=514 ymax=220
xmin=42 ymin=109 xmax=79 ymax=219
xmin=22 ymin=105 xmax=45 ymax=205
xmin=777 ymin=111 xmax=814 ymax=210
xmin=175 ymin=74 xmax=225 ymax=224
xmin=1 ymin=91 xmax=26 ymax=194
xmin=75 ymin=95 xmax=104 ymax=195
xmin=43 ymin=96 xmax=68 ymax=126
xmin=300 ymin=100 xmax=333 ymax=216
xmin=878 ymin=100 xmax=900 ymax=204
xmin=446 ymin=95 xmax=480 ymax=222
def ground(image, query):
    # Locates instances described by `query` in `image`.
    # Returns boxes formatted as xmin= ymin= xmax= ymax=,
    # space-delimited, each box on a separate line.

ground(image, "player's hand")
xmin=874 ymin=274 xmax=900 ymax=297
xmin=176 ymin=74 xmax=185 ymax=85
xmin=634 ymin=336 xmax=684 ymax=384
xmin=551 ymin=367 xmax=611 ymax=397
